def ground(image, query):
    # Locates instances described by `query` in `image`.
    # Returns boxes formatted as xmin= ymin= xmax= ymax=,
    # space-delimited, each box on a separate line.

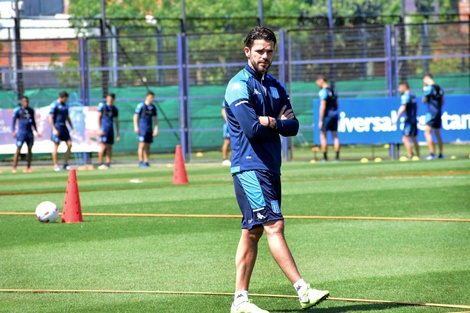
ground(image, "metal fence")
xmin=0 ymin=21 xmax=469 ymax=158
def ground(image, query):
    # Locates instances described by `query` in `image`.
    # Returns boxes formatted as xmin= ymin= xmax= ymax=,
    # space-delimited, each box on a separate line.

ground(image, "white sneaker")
xmin=54 ymin=166 xmax=61 ymax=172
xmin=222 ymin=159 xmax=231 ymax=166
xmin=98 ymin=164 xmax=108 ymax=170
xmin=230 ymin=300 xmax=269 ymax=313
xmin=299 ymin=285 xmax=329 ymax=309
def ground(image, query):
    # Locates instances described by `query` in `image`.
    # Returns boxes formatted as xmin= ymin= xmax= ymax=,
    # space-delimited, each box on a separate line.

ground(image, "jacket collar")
xmin=245 ymin=64 xmax=265 ymax=81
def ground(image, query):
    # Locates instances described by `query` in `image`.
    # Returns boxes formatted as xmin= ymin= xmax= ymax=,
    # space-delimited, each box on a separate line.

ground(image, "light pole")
xmin=100 ymin=0 xmax=109 ymax=99
xmin=13 ymin=0 xmax=24 ymax=100
xmin=258 ymin=0 xmax=263 ymax=26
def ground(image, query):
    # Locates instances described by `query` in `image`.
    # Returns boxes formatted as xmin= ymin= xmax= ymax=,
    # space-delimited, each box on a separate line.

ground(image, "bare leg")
xmin=235 ymin=227 xmax=264 ymax=291
xmin=143 ymin=143 xmax=151 ymax=163
xmin=434 ymin=128 xmax=443 ymax=155
xmin=264 ymin=220 xmax=302 ymax=284
xmin=424 ymin=125 xmax=435 ymax=155
xmin=98 ymin=143 xmax=106 ymax=164
xmin=411 ymin=136 xmax=420 ymax=158
xmin=332 ymin=131 xmax=340 ymax=159
xmin=64 ymin=140 xmax=72 ymax=165
xmin=106 ymin=144 xmax=113 ymax=164
xmin=402 ymin=135 xmax=412 ymax=158
xmin=138 ymin=142 xmax=145 ymax=162
xmin=222 ymin=138 xmax=231 ymax=160
xmin=13 ymin=146 xmax=21 ymax=169
xmin=320 ymin=130 xmax=327 ymax=160
xmin=27 ymin=146 xmax=33 ymax=168
xmin=52 ymin=143 xmax=59 ymax=167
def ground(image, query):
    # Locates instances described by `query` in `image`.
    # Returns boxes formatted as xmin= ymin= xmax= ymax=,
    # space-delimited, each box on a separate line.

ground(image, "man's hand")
xmin=98 ymin=130 xmax=104 ymax=136
xmin=12 ymin=131 xmax=17 ymax=138
xmin=278 ymin=105 xmax=294 ymax=120
xmin=116 ymin=135 xmax=121 ymax=142
xmin=53 ymin=128 xmax=59 ymax=136
xmin=134 ymin=127 xmax=139 ymax=134
xmin=71 ymin=129 xmax=76 ymax=136
xmin=318 ymin=121 xmax=323 ymax=130
xmin=153 ymin=129 xmax=159 ymax=137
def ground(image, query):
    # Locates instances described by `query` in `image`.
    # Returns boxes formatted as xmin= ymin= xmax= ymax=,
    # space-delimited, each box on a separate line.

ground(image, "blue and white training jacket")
xmin=224 ymin=64 xmax=299 ymax=175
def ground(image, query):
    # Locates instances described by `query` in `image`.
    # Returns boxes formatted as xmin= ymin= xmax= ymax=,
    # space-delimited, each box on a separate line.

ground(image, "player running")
xmin=49 ymin=91 xmax=74 ymax=172
xmin=224 ymin=26 xmax=329 ymax=313
xmin=97 ymin=93 xmax=120 ymax=170
xmin=422 ymin=73 xmax=444 ymax=160
xmin=315 ymin=75 xmax=340 ymax=162
xmin=392 ymin=81 xmax=420 ymax=160
xmin=133 ymin=91 xmax=158 ymax=167
xmin=11 ymin=96 xmax=41 ymax=173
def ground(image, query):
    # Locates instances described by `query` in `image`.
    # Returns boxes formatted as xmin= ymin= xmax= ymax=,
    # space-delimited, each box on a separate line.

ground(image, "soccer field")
xmin=0 ymin=159 xmax=469 ymax=313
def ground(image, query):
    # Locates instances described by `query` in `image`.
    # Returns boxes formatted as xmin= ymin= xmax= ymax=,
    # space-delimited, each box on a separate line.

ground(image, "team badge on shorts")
xmin=271 ymin=200 xmax=281 ymax=214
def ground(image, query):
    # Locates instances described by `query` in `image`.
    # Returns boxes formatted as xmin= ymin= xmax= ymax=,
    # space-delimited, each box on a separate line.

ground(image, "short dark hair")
xmin=399 ymin=80 xmax=409 ymax=88
xmin=316 ymin=75 xmax=327 ymax=82
xmin=146 ymin=91 xmax=155 ymax=97
xmin=422 ymin=73 xmax=433 ymax=79
xmin=244 ymin=26 xmax=277 ymax=49
xmin=107 ymin=93 xmax=116 ymax=99
xmin=21 ymin=96 xmax=29 ymax=102
xmin=59 ymin=91 xmax=69 ymax=98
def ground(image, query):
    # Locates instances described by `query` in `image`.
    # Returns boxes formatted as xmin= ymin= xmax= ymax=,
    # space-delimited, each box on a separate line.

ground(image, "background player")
xmin=221 ymin=104 xmax=231 ymax=166
xmin=422 ymin=73 xmax=444 ymax=160
xmin=315 ymin=75 xmax=340 ymax=162
xmin=392 ymin=81 xmax=420 ymax=160
xmin=49 ymin=91 xmax=74 ymax=172
xmin=225 ymin=26 xmax=329 ymax=313
xmin=97 ymin=93 xmax=120 ymax=169
xmin=11 ymin=96 xmax=41 ymax=173
xmin=133 ymin=91 xmax=158 ymax=167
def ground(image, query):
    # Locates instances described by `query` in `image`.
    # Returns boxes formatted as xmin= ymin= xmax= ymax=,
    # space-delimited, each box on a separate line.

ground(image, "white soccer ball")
xmin=35 ymin=201 xmax=59 ymax=223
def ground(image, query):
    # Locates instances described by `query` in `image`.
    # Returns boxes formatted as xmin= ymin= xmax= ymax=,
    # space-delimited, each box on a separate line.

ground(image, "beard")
xmin=249 ymin=58 xmax=271 ymax=75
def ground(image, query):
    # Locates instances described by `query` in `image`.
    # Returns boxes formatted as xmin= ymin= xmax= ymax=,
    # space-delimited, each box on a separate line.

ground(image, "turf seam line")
xmin=1 ymin=212 xmax=470 ymax=223
xmin=1 ymin=289 xmax=469 ymax=309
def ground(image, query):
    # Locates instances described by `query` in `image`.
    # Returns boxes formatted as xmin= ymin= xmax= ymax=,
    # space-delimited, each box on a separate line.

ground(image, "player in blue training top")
xmin=221 ymin=103 xmax=231 ymax=166
xmin=97 ymin=93 xmax=120 ymax=170
xmin=315 ymin=75 xmax=340 ymax=162
xmin=11 ymin=96 xmax=41 ymax=173
xmin=133 ymin=91 xmax=158 ymax=167
xmin=392 ymin=81 xmax=420 ymax=160
xmin=49 ymin=91 xmax=74 ymax=172
xmin=224 ymin=26 xmax=329 ymax=313
xmin=422 ymin=73 xmax=444 ymax=160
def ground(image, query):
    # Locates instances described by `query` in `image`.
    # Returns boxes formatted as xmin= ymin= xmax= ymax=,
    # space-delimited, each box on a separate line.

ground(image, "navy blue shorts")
xmin=426 ymin=113 xmax=442 ymax=129
xmin=233 ymin=170 xmax=283 ymax=230
xmin=403 ymin=122 xmax=418 ymax=137
xmin=51 ymin=126 xmax=71 ymax=144
xmin=138 ymin=132 xmax=153 ymax=143
xmin=16 ymin=131 xmax=34 ymax=148
xmin=322 ymin=117 xmax=338 ymax=132
xmin=99 ymin=131 xmax=115 ymax=145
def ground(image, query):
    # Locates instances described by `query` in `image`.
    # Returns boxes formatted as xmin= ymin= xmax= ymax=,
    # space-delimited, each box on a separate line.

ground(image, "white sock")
xmin=233 ymin=290 xmax=249 ymax=305
xmin=293 ymin=279 xmax=308 ymax=297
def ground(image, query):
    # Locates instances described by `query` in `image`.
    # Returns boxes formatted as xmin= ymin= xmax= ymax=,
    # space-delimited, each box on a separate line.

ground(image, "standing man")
xmin=97 ymin=93 xmax=120 ymax=169
xmin=134 ymin=91 xmax=158 ymax=167
xmin=49 ymin=91 xmax=74 ymax=172
xmin=11 ymin=96 xmax=41 ymax=173
xmin=224 ymin=26 xmax=329 ymax=313
xmin=221 ymin=103 xmax=231 ymax=166
xmin=422 ymin=73 xmax=444 ymax=159
xmin=392 ymin=81 xmax=420 ymax=160
xmin=315 ymin=75 xmax=340 ymax=162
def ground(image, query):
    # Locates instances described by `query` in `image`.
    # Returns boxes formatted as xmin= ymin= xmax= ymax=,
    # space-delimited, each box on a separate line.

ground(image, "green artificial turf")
xmin=0 ymin=159 xmax=469 ymax=313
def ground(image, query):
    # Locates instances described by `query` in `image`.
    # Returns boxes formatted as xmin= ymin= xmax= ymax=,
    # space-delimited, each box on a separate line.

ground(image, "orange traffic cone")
xmin=172 ymin=145 xmax=188 ymax=185
xmin=61 ymin=169 xmax=84 ymax=223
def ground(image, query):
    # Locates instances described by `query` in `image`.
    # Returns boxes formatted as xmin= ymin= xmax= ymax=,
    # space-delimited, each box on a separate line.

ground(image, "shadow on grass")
xmin=269 ymin=302 xmax=398 ymax=312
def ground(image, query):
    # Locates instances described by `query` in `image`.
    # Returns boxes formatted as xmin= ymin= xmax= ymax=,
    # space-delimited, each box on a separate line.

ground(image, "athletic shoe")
xmin=438 ymin=153 xmax=444 ymax=159
xmin=299 ymin=285 xmax=329 ymax=309
xmin=54 ymin=166 xmax=62 ymax=172
xmin=222 ymin=159 xmax=231 ymax=166
xmin=230 ymin=300 xmax=269 ymax=313
xmin=24 ymin=168 xmax=33 ymax=173
xmin=98 ymin=164 xmax=108 ymax=170
xmin=425 ymin=154 xmax=436 ymax=160
xmin=12 ymin=168 xmax=17 ymax=174
xmin=139 ymin=162 xmax=149 ymax=168
xmin=63 ymin=164 xmax=71 ymax=170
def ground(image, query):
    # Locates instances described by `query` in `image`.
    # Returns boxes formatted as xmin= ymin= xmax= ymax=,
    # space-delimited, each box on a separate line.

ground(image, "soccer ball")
xmin=35 ymin=201 xmax=59 ymax=223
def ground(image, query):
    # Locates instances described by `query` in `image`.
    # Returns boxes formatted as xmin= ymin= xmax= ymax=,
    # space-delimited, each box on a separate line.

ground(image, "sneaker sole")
xmin=301 ymin=292 xmax=329 ymax=310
